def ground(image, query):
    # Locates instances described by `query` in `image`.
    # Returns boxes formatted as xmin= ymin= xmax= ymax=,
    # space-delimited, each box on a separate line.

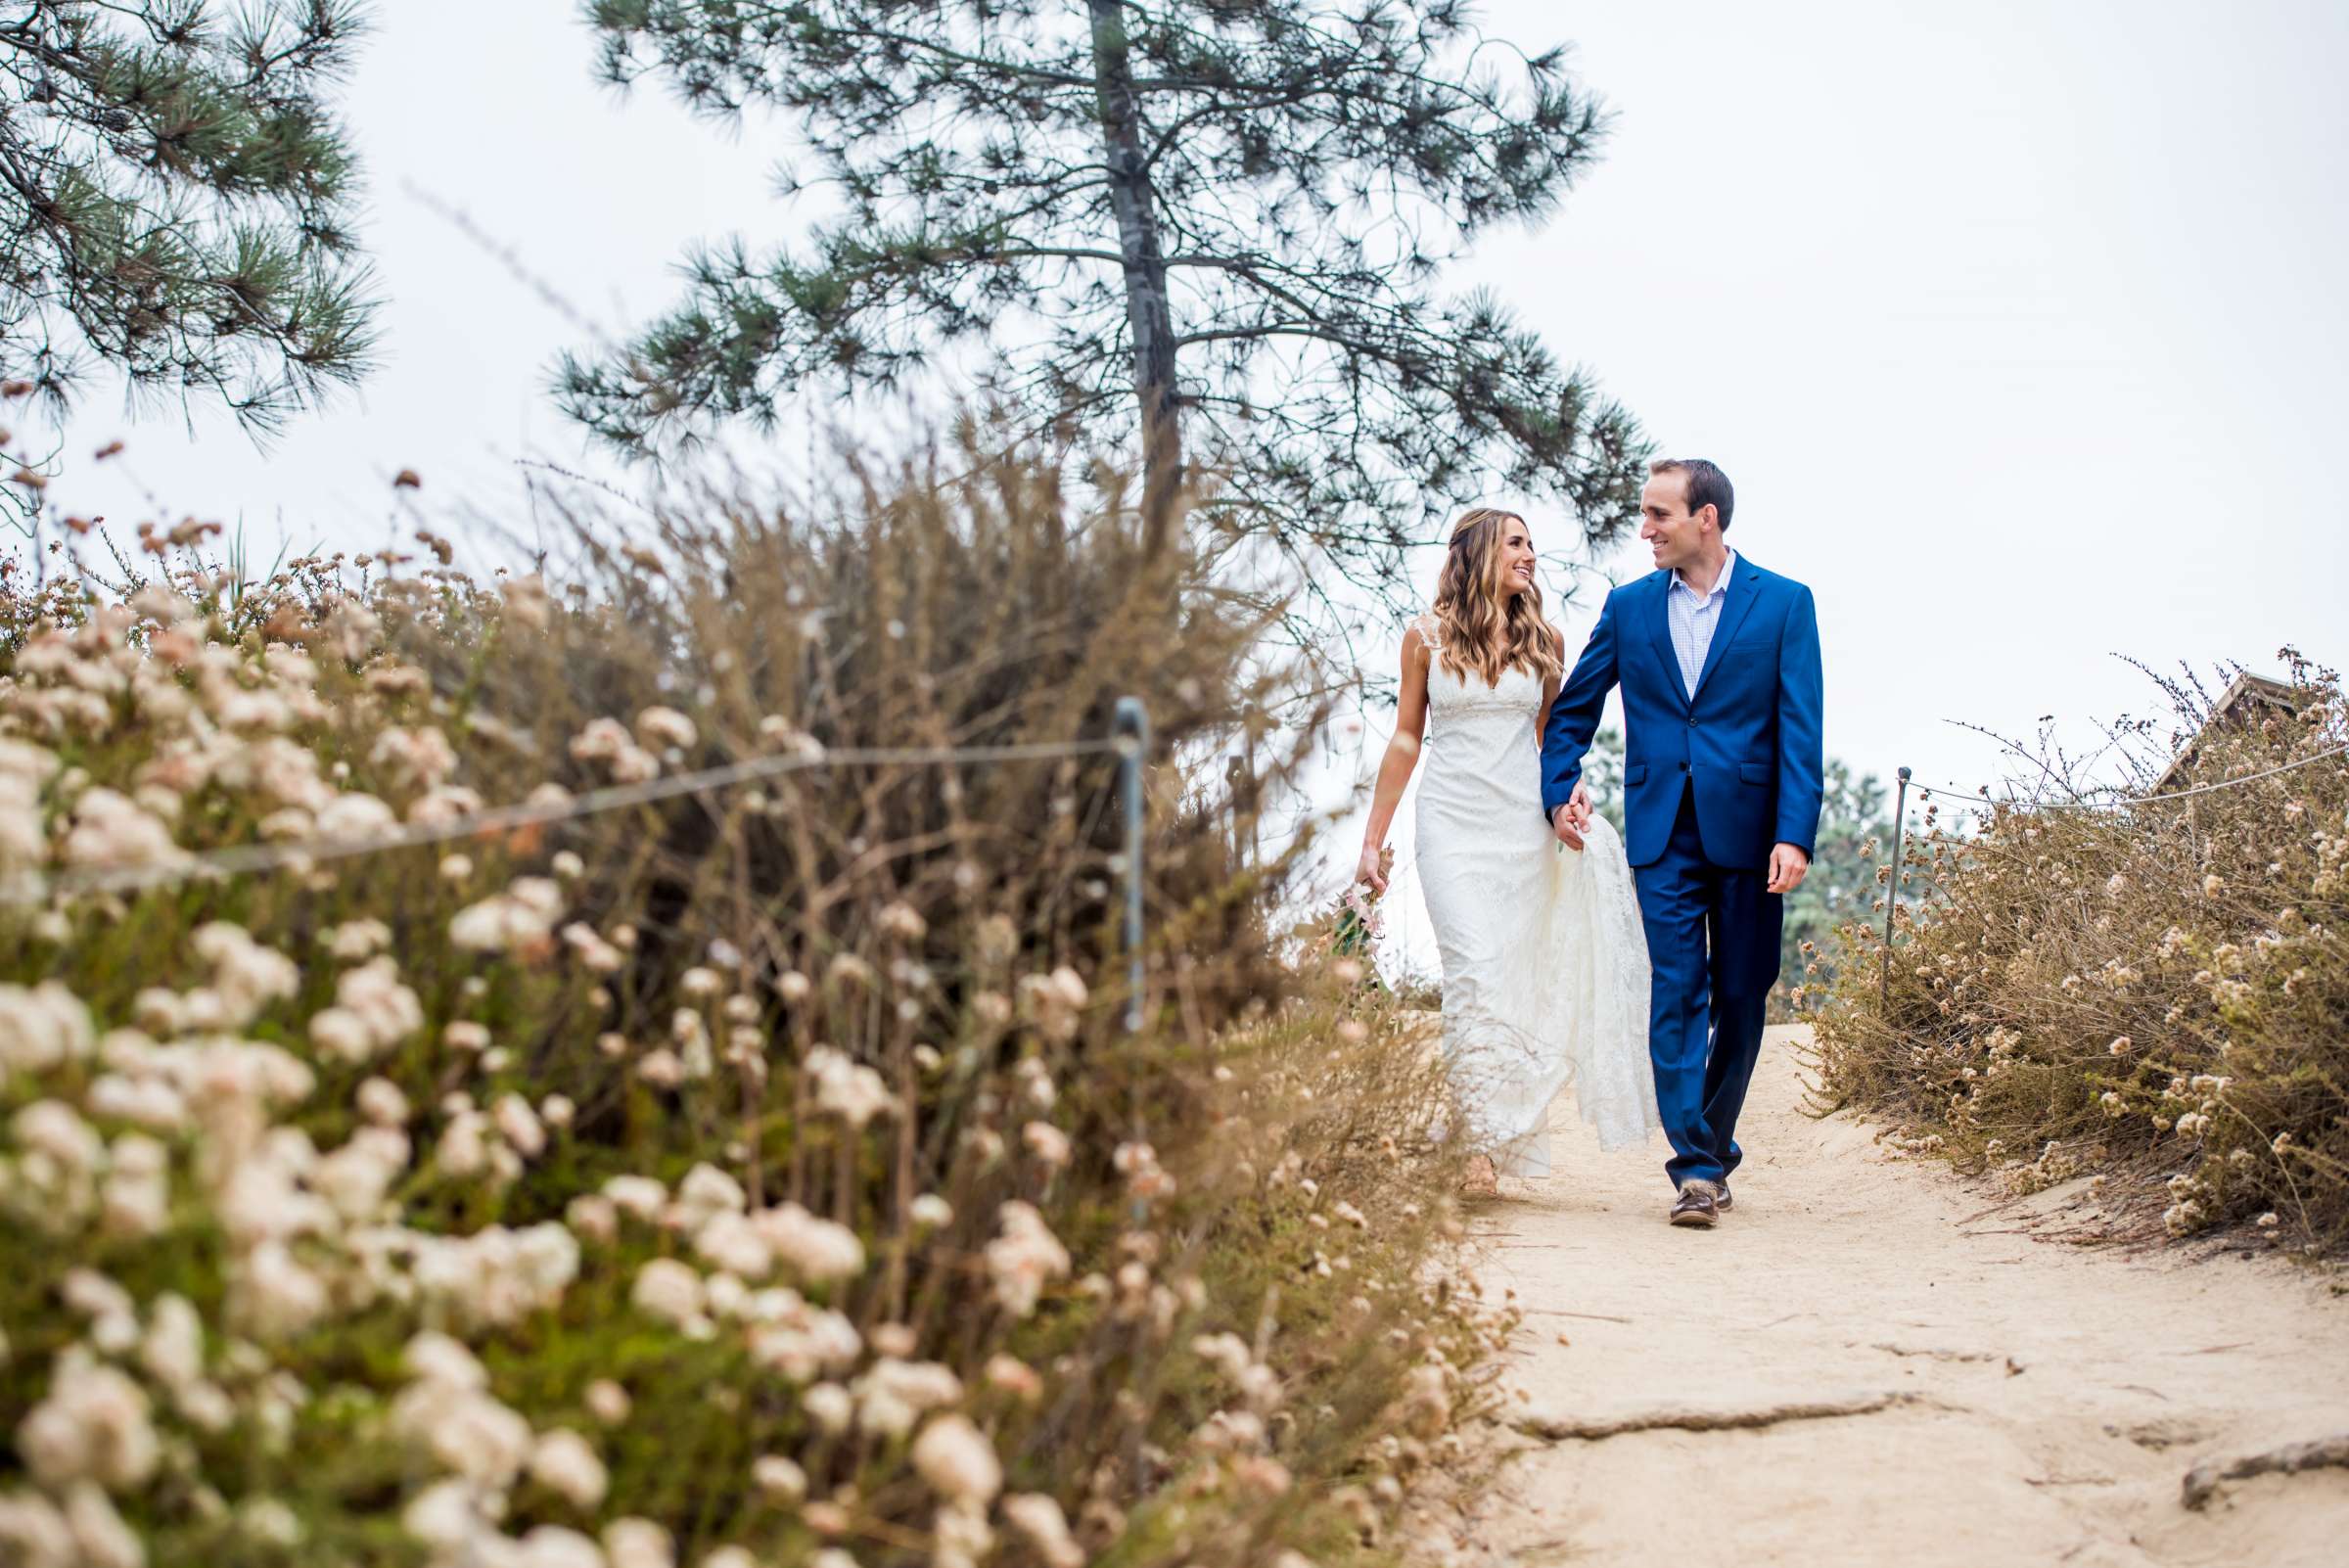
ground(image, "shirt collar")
xmin=1671 ymin=547 xmax=1735 ymax=603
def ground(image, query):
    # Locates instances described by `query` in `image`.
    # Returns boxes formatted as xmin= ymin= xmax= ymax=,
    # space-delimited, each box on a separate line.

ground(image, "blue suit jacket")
xmin=1541 ymin=556 xmax=1823 ymax=871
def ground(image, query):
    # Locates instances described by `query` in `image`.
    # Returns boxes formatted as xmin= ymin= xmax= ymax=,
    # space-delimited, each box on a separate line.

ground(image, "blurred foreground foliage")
xmin=0 ymin=433 xmax=1499 ymax=1568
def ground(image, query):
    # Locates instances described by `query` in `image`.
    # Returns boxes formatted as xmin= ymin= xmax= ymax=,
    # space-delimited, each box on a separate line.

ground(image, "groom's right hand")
xmin=1551 ymin=802 xmax=1586 ymax=852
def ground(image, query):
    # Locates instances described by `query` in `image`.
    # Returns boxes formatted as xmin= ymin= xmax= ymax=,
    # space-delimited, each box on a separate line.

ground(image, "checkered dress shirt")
xmin=1666 ymin=549 xmax=1736 ymax=701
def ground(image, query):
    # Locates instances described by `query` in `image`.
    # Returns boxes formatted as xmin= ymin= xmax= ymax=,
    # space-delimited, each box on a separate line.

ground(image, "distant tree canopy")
xmin=0 ymin=1 xmax=380 ymax=439
xmin=563 ymin=0 xmax=1648 ymax=587
xmin=1776 ymin=759 xmax=1897 ymax=1015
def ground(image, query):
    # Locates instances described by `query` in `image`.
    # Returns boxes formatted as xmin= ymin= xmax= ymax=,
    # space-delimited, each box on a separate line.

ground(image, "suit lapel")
xmin=1689 ymin=556 xmax=1763 ymax=707
xmin=1643 ymin=573 xmax=1684 ymax=708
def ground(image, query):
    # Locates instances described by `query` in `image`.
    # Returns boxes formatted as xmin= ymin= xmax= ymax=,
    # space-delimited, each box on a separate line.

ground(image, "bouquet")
xmin=1330 ymin=847 xmax=1391 ymax=986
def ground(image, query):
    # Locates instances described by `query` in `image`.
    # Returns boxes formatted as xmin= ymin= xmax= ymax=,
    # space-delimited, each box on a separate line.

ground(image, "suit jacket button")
xmin=1680 ymin=761 xmax=1689 ymax=771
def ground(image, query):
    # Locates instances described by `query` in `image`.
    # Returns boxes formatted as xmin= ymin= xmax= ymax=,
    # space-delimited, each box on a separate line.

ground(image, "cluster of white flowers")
xmin=756 ymin=715 xmax=826 ymax=761
xmin=390 ymin=1334 xmax=642 ymax=1564
xmin=0 ymin=980 xmax=94 ymax=1080
xmin=371 ymin=725 xmax=460 ymax=792
xmin=59 ymin=787 xmax=188 ymax=871
xmin=806 ymin=1046 xmax=893 ymax=1128
xmin=1016 ymin=967 xmax=1089 ymax=1043
xmin=743 ymin=1287 xmax=864 ymax=1382
xmin=17 ymin=1346 xmax=160 ymax=1491
xmin=634 ymin=707 xmax=697 ymax=753
xmin=562 ymin=922 xmax=627 ymax=973
xmin=570 ymin=717 xmax=660 ymax=784
xmin=983 ymin=1202 xmax=1072 ymax=1317
xmin=308 ymin=955 xmax=425 ymax=1064
xmin=851 ymin=1358 xmax=963 ymax=1439
xmin=0 ymin=736 xmax=58 ymax=867
xmin=1000 ymin=1493 xmax=1083 ymax=1568
xmin=407 ymin=1223 xmax=581 ymax=1330
xmin=911 ymin=1412 xmax=1002 ymax=1504
xmin=1189 ymin=1331 xmax=1282 ymax=1413
xmin=1021 ymin=1121 xmax=1073 ymax=1171
xmin=450 ymin=878 xmax=566 ymax=952
xmin=1113 ymin=1140 xmax=1174 ymax=1201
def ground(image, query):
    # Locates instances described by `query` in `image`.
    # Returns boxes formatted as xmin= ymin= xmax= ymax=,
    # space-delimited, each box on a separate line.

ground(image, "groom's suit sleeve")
xmin=1774 ymin=583 xmax=1825 ymax=857
xmin=1541 ymin=588 xmax=1622 ymax=822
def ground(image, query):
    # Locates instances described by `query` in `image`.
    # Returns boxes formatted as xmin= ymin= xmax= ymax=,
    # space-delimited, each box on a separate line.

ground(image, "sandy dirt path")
xmin=1448 ymin=1026 xmax=2349 ymax=1568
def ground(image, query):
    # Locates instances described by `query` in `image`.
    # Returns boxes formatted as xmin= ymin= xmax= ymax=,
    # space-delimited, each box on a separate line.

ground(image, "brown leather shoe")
xmin=1670 ymin=1180 xmax=1722 ymax=1227
xmin=1717 ymin=1183 xmax=1733 ymax=1212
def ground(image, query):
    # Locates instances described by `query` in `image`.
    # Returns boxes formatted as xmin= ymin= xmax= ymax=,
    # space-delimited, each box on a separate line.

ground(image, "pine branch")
xmin=566 ymin=0 xmax=1648 ymax=592
xmin=0 ymin=0 xmax=381 ymax=441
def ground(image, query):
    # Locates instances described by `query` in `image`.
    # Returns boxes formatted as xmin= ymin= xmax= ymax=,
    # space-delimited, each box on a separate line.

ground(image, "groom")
xmin=1542 ymin=458 xmax=1823 ymax=1227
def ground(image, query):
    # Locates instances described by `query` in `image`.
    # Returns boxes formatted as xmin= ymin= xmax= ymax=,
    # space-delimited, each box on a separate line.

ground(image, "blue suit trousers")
xmin=1635 ymin=788 xmax=1783 ymax=1188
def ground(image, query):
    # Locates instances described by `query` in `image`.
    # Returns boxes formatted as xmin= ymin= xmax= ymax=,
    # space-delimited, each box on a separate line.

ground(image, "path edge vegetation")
xmin=0 ymin=434 xmax=1514 ymax=1568
xmin=1806 ymin=651 xmax=2349 ymax=1262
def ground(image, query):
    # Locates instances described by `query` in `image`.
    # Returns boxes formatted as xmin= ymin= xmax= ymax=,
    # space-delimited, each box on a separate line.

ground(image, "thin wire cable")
xmin=6 ymin=737 xmax=1128 ymax=907
xmin=1904 ymin=742 xmax=2346 ymax=813
xmin=2091 ymin=743 xmax=2347 ymax=805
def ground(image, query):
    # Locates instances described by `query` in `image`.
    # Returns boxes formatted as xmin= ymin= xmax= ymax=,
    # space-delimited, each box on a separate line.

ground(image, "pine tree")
xmin=0 ymin=2 xmax=380 ymax=439
xmin=1776 ymin=759 xmax=1896 ymax=1016
xmin=561 ymin=1 xmax=1647 ymax=584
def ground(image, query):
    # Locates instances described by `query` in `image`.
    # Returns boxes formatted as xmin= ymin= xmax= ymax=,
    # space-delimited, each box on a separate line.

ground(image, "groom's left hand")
xmin=1767 ymin=843 xmax=1810 ymax=895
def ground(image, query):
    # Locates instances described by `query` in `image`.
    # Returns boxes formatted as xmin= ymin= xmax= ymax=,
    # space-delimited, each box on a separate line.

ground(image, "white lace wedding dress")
xmin=1411 ymin=614 xmax=1659 ymax=1176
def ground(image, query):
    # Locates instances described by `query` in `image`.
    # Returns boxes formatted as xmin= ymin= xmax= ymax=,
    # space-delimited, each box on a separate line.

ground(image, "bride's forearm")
xmin=1359 ymin=739 xmax=1418 ymax=853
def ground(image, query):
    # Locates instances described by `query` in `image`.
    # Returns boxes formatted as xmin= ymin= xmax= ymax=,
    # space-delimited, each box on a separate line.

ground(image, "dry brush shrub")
xmin=1809 ymin=653 xmax=2349 ymax=1255
xmin=0 ymin=438 xmax=1496 ymax=1568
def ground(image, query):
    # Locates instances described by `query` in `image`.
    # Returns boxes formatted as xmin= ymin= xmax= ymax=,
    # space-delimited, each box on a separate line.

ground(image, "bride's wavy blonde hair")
xmin=1430 ymin=508 xmax=1563 ymax=688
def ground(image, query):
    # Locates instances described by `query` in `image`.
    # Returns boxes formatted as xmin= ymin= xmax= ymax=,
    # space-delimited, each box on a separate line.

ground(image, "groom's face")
xmin=1639 ymin=474 xmax=1714 ymax=572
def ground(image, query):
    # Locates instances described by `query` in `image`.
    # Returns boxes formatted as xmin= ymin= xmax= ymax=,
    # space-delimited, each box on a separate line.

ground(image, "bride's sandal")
xmin=1460 ymin=1154 xmax=1499 ymax=1199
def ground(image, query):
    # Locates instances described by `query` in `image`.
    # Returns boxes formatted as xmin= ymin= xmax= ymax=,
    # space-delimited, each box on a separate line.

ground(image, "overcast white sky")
xmin=35 ymin=1 xmax=2349 ymax=934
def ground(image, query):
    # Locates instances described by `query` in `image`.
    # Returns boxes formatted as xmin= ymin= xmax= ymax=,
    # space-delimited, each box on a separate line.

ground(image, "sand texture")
xmin=1442 ymin=1025 xmax=2349 ymax=1568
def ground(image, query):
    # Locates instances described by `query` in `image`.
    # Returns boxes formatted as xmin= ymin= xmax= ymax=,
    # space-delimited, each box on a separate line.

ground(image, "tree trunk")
xmin=1086 ymin=0 xmax=1181 ymax=556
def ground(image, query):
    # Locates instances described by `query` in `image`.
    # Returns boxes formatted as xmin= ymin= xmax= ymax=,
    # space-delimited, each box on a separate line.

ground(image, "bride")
xmin=1356 ymin=508 xmax=1657 ymax=1192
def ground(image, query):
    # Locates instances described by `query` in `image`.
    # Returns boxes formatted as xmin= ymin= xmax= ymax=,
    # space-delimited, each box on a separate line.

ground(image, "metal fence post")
xmin=1113 ymin=698 xmax=1150 ymax=1034
xmin=1880 ymin=764 xmax=1911 ymax=1012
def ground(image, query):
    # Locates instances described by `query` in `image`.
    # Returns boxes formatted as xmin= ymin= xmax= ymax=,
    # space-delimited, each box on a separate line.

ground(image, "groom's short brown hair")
xmin=1649 ymin=458 xmax=1734 ymax=532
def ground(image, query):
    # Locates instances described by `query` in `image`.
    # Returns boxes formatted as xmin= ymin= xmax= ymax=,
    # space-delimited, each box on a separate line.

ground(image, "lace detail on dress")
xmin=1408 ymin=623 xmax=1660 ymax=1175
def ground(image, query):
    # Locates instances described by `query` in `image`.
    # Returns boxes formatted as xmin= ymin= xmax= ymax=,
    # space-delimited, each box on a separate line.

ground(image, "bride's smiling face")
xmin=1492 ymin=518 xmax=1537 ymax=599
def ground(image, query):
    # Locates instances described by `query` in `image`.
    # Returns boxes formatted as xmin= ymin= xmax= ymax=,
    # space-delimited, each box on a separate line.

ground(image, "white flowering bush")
xmin=0 ymin=444 xmax=1497 ymax=1568
xmin=1811 ymin=651 xmax=2349 ymax=1253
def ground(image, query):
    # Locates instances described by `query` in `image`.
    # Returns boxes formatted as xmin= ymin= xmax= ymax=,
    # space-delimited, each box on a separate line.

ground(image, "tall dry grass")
xmin=1809 ymin=652 xmax=2349 ymax=1256
xmin=0 ymin=437 xmax=1500 ymax=1568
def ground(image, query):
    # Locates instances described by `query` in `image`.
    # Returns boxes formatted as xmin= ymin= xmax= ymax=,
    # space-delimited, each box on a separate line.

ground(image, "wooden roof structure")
xmin=2151 ymin=670 xmax=2304 ymax=797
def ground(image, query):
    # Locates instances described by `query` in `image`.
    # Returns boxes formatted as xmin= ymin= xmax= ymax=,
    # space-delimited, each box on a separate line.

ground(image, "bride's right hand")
xmin=1355 ymin=843 xmax=1390 ymax=895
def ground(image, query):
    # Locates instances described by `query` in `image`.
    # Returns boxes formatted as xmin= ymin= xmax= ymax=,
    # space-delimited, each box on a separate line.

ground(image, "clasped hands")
xmin=1549 ymin=785 xmax=1810 ymax=894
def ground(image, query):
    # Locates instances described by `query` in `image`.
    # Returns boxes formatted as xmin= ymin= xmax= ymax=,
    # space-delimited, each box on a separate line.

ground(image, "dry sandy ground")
xmin=1442 ymin=1025 xmax=2349 ymax=1568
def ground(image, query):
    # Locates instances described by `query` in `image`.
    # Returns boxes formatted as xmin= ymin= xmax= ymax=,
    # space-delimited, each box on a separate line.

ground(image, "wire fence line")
xmin=1905 ymin=742 xmax=2349 ymax=813
xmin=3 ymin=733 xmax=1140 ymax=909
xmin=1872 ymin=740 xmax=2349 ymax=990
